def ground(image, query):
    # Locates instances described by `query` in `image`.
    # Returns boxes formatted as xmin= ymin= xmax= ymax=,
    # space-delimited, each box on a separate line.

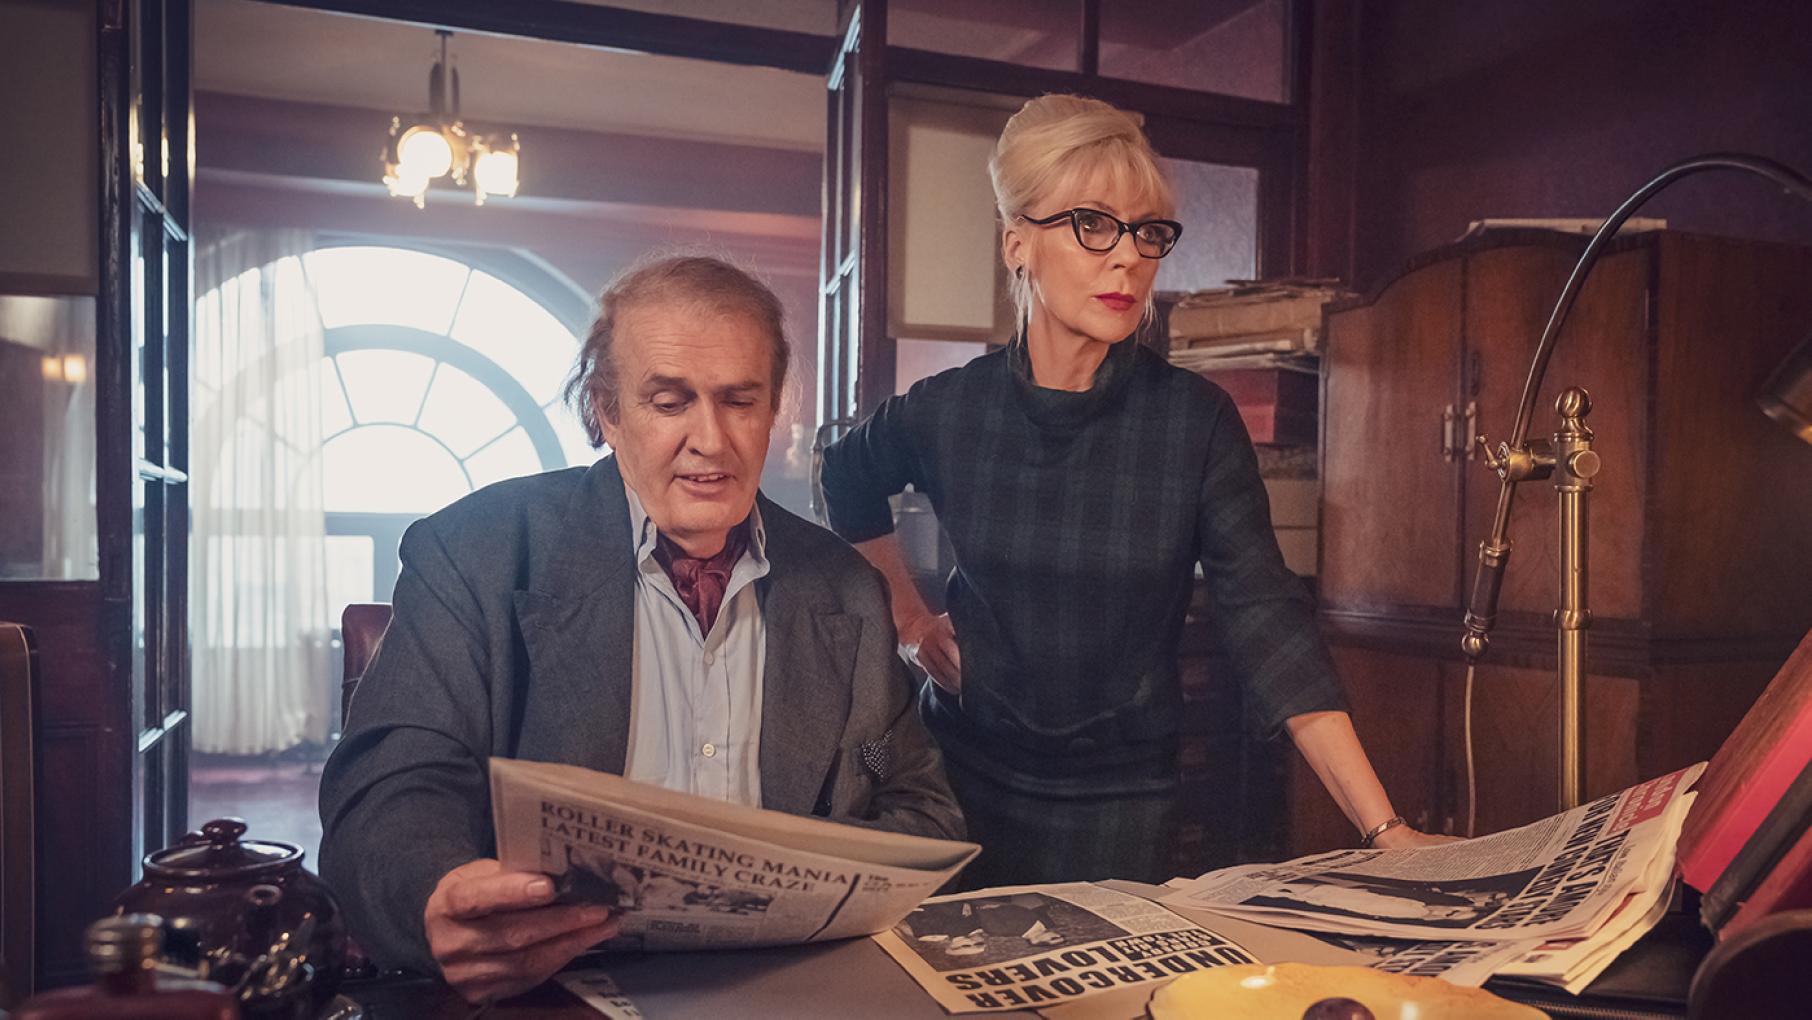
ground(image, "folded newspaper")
xmin=872 ymin=882 xmax=1263 ymax=1014
xmin=490 ymin=757 xmax=980 ymax=952
xmin=1160 ymin=764 xmax=1705 ymax=994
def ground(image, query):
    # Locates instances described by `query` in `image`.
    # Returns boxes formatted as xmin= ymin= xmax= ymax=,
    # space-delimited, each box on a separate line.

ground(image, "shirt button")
xmin=701 ymin=742 xmax=717 ymax=758
xmin=703 ymin=650 xmax=717 ymax=665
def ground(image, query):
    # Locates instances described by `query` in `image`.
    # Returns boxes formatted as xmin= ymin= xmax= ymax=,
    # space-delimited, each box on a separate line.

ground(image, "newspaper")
xmin=1162 ymin=764 xmax=1704 ymax=945
xmin=872 ymin=883 xmax=1260 ymax=1014
xmin=490 ymin=757 xmax=980 ymax=951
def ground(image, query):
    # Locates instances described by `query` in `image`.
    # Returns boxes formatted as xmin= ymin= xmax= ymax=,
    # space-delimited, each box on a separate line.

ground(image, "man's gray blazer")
xmin=317 ymin=455 xmax=964 ymax=974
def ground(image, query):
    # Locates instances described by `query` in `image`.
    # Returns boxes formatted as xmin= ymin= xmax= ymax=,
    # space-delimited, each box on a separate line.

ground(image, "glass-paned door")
xmin=127 ymin=0 xmax=193 ymax=867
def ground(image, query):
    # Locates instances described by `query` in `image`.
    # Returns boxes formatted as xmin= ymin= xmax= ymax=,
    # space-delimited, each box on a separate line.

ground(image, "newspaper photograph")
xmin=490 ymin=757 xmax=980 ymax=951
xmin=1162 ymin=763 xmax=1704 ymax=944
xmin=872 ymin=882 xmax=1259 ymax=1013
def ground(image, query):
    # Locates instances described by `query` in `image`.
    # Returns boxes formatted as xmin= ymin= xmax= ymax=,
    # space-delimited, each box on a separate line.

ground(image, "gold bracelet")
xmin=1361 ymin=815 xmax=1407 ymax=848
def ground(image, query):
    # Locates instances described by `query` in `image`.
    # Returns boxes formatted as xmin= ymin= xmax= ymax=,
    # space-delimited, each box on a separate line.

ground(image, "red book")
xmin=1193 ymin=368 xmax=1318 ymax=446
xmin=1678 ymin=628 xmax=1812 ymax=894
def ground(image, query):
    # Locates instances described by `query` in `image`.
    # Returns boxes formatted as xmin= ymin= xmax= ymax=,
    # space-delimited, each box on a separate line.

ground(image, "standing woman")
xmin=821 ymin=94 xmax=1449 ymax=888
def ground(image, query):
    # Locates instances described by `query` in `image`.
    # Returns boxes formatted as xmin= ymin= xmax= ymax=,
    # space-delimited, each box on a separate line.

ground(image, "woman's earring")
xmin=1014 ymin=265 xmax=1024 ymax=278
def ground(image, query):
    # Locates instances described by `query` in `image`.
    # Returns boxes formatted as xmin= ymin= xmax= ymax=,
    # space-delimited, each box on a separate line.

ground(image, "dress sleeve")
xmin=1195 ymin=395 xmax=1350 ymax=736
xmin=819 ymin=390 xmax=927 ymax=544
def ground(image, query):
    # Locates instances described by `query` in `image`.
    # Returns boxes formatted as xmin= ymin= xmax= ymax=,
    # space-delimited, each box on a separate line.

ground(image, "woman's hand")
xmin=899 ymin=612 xmax=962 ymax=696
xmin=1371 ymin=826 xmax=1463 ymax=850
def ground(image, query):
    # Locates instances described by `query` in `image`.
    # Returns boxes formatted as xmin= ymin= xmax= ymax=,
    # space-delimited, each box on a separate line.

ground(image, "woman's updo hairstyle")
xmin=988 ymin=94 xmax=1175 ymax=325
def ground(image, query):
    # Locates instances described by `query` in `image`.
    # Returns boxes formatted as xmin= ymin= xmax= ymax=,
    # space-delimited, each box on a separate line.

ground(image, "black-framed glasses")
xmin=1018 ymin=207 xmax=1183 ymax=259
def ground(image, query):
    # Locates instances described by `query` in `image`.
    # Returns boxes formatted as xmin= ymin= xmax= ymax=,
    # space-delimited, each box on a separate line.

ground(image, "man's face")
xmin=599 ymin=302 xmax=777 ymax=556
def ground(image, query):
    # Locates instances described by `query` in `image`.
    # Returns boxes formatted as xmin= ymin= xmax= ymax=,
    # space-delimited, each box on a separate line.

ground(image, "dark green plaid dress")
xmin=821 ymin=338 xmax=1347 ymax=887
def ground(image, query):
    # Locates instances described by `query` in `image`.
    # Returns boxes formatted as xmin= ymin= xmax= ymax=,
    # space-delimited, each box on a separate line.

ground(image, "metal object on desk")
xmin=113 ymin=817 xmax=348 ymax=1018
xmin=1460 ymin=152 xmax=1812 ymax=812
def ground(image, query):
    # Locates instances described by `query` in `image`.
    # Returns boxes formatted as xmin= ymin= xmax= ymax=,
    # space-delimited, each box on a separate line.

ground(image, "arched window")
xmin=302 ymin=245 xmax=597 ymax=602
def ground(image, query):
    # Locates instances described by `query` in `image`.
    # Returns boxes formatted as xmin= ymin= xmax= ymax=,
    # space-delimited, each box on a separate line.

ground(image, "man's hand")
xmin=424 ymin=859 xmax=621 ymax=1004
xmin=899 ymin=612 xmax=962 ymax=696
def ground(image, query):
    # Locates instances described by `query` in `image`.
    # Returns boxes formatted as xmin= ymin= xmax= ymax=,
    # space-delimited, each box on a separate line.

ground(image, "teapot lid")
xmin=145 ymin=818 xmax=302 ymax=880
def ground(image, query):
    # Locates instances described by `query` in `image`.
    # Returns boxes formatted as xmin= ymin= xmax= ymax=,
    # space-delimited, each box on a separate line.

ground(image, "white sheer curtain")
xmin=192 ymin=229 xmax=332 ymax=753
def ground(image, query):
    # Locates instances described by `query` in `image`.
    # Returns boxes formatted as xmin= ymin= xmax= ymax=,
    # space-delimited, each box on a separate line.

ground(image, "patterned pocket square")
xmin=857 ymin=728 xmax=895 ymax=783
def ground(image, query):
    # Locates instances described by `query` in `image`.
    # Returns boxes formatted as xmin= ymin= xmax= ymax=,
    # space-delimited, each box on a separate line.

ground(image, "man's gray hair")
xmin=563 ymin=253 xmax=790 ymax=448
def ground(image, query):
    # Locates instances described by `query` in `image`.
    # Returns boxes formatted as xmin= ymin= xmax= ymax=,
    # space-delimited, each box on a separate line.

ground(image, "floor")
xmin=189 ymin=746 xmax=331 ymax=867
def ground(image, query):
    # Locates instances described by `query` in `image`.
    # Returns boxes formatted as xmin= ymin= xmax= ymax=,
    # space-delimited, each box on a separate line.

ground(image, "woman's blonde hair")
xmin=989 ymin=94 xmax=1175 ymax=326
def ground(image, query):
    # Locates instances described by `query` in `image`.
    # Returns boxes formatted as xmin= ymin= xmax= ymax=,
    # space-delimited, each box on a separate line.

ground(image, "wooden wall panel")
xmin=1652 ymin=234 xmax=1812 ymax=640
xmin=1289 ymin=644 xmax=1443 ymax=856
xmin=1460 ymin=245 xmax=1650 ymax=623
xmin=1639 ymin=659 xmax=1781 ymax=784
xmin=1438 ymin=662 xmax=1638 ymax=837
xmin=1320 ymin=260 xmax=1464 ymax=612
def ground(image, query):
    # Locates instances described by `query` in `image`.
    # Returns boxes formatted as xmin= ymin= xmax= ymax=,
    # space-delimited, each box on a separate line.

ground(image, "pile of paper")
xmin=1158 ymin=764 xmax=1704 ymax=994
xmin=1166 ymin=279 xmax=1352 ymax=375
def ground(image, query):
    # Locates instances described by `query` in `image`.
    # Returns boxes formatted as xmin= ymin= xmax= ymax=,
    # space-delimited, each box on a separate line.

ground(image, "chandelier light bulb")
xmin=396 ymin=125 xmax=454 ymax=180
xmin=473 ymin=146 xmax=519 ymax=201
xmin=384 ymin=166 xmax=432 ymax=207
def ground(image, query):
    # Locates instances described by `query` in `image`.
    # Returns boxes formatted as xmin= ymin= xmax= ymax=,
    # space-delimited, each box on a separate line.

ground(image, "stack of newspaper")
xmin=1165 ymin=279 xmax=1352 ymax=375
xmin=1157 ymin=763 xmax=1705 ymax=995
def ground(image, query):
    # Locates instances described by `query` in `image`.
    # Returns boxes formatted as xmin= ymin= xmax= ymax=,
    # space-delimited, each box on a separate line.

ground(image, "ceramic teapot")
xmin=114 ymin=817 xmax=347 ymax=1019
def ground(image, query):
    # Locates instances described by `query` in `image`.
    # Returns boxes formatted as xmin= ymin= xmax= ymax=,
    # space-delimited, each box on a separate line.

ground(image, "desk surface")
xmin=346 ymin=938 xmax=1039 ymax=1019
xmin=344 ymin=914 xmax=1712 ymax=1020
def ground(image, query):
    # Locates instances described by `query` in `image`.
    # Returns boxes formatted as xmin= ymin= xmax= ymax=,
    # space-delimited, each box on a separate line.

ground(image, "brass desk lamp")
xmin=1459 ymin=153 xmax=1812 ymax=812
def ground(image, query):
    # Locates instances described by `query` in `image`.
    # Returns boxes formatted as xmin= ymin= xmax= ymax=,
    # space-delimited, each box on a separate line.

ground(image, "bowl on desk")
xmin=1145 ymin=964 xmax=1549 ymax=1019
xmin=114 ymin=817 xmax=348 ymax=1019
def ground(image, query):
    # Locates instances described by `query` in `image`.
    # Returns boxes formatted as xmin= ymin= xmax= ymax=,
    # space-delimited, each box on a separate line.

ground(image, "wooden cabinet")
xmin=1297 ymin=231 xmax=1812 ymax=852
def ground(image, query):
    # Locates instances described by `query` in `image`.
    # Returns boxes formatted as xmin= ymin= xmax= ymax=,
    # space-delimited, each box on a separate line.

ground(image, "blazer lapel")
xmin=759 ymin=505 xmax=858 ymax=815
xmin=513 ymin=456 xmax=637 ymax=774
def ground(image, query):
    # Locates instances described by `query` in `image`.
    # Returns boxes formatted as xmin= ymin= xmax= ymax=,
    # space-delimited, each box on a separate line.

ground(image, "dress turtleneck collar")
xmin=1007 ymin=332 xmax=1139 ymax=430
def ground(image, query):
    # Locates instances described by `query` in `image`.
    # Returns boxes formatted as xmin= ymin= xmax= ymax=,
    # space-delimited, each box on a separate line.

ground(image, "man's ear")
xmin=593 ymin=391 xmax=620 ymax=446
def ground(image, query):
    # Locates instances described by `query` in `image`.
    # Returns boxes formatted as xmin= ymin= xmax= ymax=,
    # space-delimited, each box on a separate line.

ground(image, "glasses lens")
xmin=1134 ymin=221 xmax=1179 ymax=258
xmin=1070 ymin=210 xmax=1119 ymax=251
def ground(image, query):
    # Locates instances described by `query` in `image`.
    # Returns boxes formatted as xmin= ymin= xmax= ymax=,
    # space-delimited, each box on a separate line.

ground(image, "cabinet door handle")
xmin=1441 ymin=404 xmax=1458 ymax=461
xmin=1463 ymin=401 xmax=1479 ymax=460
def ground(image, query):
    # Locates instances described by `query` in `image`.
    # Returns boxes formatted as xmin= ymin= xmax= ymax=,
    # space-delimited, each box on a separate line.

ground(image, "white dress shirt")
xmin=621 ymin=483 xmax=769 ymax=807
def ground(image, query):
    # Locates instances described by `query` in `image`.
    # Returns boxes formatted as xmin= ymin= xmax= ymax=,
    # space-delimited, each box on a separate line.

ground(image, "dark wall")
xmin=1321 ymin=0 xmax=1812 ymax=291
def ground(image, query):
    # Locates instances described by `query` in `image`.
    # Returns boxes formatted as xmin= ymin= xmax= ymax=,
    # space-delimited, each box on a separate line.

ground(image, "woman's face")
xmin=1005 ymin=168 xmax=1167 ymax=347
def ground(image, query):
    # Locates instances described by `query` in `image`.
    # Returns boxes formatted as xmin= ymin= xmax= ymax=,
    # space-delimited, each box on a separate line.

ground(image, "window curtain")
xmin=191 ymin=229 xmax=332 ymax=754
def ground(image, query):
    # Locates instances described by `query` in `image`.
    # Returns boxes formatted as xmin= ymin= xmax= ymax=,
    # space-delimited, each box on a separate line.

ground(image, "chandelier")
xmin=382 ymin=31 xmax=521 ymax=208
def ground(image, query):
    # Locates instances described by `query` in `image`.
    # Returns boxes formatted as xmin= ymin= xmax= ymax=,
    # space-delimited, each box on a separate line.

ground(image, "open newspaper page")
xmin=1162 ymin=764 xmax=1704 ymax=944
xmin=872 ymin=883 xmax=1259 ymax=1014
xmin=491 ymin=758 xmax=979 ymax=951
xmin=1492 ymin=788 xmax=1697 ymax=993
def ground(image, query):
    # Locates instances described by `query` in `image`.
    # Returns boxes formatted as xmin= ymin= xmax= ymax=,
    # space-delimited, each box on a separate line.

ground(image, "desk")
xmin=344 ymin=938 xmax=1038 ymax=1019
xmin=343 ymin=916 xmax=1711 ymax=1020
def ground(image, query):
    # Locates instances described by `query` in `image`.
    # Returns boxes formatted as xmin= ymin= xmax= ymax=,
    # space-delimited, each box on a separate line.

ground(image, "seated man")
xmin=318 ymin=255 xmax=963 ymax=1003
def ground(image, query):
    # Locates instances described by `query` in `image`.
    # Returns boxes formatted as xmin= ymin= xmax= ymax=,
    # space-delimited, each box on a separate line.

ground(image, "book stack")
xmin=1166 ymin=278 xmax=1352 ymax=377
xmin=1678 ymin=627 xmax=1812 ymax=935
xmin=1165 ymin=280 xmax=1352 ymax=447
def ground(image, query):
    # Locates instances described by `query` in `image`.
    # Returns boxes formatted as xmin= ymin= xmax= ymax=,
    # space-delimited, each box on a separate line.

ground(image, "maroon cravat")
xmin=653 ymin=525 xmax=749 ymax=635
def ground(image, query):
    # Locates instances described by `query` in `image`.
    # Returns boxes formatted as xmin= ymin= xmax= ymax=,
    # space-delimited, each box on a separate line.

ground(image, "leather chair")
xmin=0 ymin=622 xmax=39 ymax=1006
xmin=340 ymin=603 xmax=393 ymax=726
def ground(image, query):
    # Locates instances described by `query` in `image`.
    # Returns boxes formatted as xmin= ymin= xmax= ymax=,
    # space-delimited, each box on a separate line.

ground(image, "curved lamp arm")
xmin=1462 ymin=153 xmax=1812 ymax=662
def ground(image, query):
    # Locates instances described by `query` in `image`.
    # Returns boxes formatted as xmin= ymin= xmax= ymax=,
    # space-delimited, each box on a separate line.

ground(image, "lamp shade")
xmin=396 ymin=125 xmax=454 ymax=180
xmin=473 ymin=145 xmax=519 ymax=199
xmin=1759 ymin=334 xmax=1812 ymax=445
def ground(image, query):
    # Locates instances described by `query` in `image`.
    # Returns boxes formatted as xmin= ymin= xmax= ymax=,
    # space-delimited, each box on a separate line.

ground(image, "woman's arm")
xmin=1285 ymin=710 xmax=1456 ymax=849
xmin=853 ymin=534 xmax=962 ymax=693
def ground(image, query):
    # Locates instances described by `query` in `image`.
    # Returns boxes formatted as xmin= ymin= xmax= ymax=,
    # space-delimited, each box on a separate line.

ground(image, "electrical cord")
xmin=1464 ymin=662 xmax=1478 ymax=838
